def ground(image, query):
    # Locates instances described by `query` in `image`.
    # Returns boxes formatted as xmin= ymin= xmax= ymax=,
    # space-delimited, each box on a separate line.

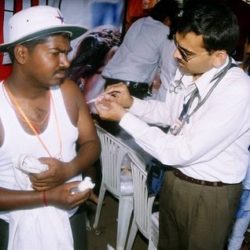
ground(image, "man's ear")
xmin=212 ymin=50 xmax=228 ymax=68
xmin=13 ymin=45 xmax=29 ymax=64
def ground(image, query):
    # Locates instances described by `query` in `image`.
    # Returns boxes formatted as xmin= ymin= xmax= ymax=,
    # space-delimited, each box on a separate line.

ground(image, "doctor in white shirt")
xmin=96 ymin=2 xmax=250 ymax=250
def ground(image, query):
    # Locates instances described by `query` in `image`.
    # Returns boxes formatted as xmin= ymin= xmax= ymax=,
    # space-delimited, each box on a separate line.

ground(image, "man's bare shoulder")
xmin=59 ymin=79 xmax=88 ymax=126
xmin=60 ymin=78 xmax=82 ymax=96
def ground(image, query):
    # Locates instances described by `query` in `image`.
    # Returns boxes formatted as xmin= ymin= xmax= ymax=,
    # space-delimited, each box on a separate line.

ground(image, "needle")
xmin=86 ymin=97 xmax=99 ymax=104
xmin=86 ymin=91 xmax=120 ymax=104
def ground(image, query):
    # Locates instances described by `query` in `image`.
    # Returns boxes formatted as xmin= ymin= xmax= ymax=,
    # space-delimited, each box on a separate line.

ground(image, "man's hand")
xmin=46 ymin=181 xmax=91 ymax=210
xmin=30 ymin=158 xmax=70 ymax=191
xmin=94 ymin=82 xmax=134 ymax=121
xmin=95 ymin=97 xmax=126 ymax=121
xmin=104 ymin=83 xmax=134 ymax=108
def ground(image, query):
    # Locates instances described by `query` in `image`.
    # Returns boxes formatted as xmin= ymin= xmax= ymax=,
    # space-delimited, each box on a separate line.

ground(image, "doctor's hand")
xmin=95 ymin=96 xmax=126 ymax=122
xmin=104 ymin=83 xmax=134 ymax=108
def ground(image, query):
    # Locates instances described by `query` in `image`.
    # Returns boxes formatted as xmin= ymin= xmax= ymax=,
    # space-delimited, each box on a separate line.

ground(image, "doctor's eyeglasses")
xmin=173 ymin=35 xmax=209 ymax=62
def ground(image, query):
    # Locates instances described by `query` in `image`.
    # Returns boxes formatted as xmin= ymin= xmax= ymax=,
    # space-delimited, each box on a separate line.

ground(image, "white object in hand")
xmin=78 ymin=177 xmax=95 ymax=191
xmin=71 ymin=177 xmax=95 ymax=194
xmin=16 ymin=155 xmax=48 ymax=174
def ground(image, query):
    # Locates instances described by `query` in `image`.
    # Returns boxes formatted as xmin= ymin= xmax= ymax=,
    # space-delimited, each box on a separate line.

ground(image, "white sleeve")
xmin=120 ymin=79 xmax=250 ymax=166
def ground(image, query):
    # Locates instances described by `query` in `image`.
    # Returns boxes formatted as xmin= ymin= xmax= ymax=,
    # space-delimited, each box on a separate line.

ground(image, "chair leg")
xmin=126 ymin=218 xmax=138 ymax=250
xmin=93 ymin=182 xmax=106 ymax=229
xmin=116 ymin=196 xmax=133 ymax=250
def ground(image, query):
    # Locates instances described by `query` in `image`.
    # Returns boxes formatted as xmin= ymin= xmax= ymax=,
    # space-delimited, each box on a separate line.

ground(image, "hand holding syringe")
xmin=93 ymin=83 xmax=134 ymax=122
xmin=86 ymin=91 xmax=120 ymax=104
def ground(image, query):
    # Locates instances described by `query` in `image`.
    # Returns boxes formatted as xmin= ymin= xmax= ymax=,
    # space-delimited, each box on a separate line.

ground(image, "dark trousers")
xmin=0 ymin=219 xmax=8 ymax=250
xmin=158 ymin=170 xmax=242 ymax=250
xmin=0 ymin=205 xmax=87 ymax=250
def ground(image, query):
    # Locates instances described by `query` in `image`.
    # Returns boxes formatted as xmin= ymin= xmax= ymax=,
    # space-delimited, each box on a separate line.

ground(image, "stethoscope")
xmin=169 ymin=57 xmax=235 ymax=135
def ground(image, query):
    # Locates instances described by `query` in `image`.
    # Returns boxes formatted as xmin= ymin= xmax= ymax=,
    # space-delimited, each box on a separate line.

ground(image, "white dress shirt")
xmin=102 ymin=16 xmax=173 ymax=84
xmin=119 ymin=58 xmax=250 ymax=183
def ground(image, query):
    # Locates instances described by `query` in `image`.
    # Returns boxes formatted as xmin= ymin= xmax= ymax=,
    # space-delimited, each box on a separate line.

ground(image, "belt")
xmin=173 ymin=169 xmax=230 ymax=187
xmin=104 ymin=77 xmax=148 ymax=86
xmin=124 ymin=80 xmax=149 ymax=89
xmin=126 ymin=81 xmax=151 ymax=99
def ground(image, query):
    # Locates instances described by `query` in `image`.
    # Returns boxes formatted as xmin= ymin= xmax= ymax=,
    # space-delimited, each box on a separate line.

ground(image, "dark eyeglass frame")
xmin=173 ymin=35 xmax=210 ymax=62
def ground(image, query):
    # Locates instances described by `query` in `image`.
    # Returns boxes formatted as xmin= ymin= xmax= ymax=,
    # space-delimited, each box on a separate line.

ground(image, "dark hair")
xmin=243 ymin=29 xmax=250 ymax=75
xmin=247 ymin=30 xmax=250 ymax=43
xmin=177 ymin=1 xmax=239 ymax=55
xmin=68 ymin=28 xmax=121 ymax=84
xmin=149 ymin=0 xmax=181 ymax=40
xmin=150 ymin=0 xmax=181 ymax=23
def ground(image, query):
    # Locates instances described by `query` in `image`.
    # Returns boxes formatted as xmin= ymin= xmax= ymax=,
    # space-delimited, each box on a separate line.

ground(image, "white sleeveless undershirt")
xmin=0 ymin=82 xmax=80 ymax=222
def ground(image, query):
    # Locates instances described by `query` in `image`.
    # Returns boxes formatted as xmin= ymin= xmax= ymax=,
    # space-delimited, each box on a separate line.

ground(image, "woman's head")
xmin=68 ymin=27 xmax=121 ymax=85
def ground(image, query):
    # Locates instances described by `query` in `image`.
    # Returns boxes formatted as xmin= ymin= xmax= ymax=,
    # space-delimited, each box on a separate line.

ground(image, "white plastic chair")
xmin=93 ymin=124 xmax=134 ymax=250
xmin=126 ymin=151 xmax=159 ymax=250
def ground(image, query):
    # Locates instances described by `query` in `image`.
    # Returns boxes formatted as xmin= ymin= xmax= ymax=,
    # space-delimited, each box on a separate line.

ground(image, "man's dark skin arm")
xmin=30 ymin=79 xmax=101 ymax=191
xmin=0 ymin=80 xmax=100 ymax=211
xmin=0 ymin=182 xmax=90 ymax=211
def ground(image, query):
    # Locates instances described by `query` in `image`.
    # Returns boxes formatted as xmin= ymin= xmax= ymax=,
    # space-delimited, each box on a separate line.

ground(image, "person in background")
xmin=151 ymin=32 xmax=179 ymax=101
xmin=68 ymin=25 xmax=121 ymax=136
xmin=68 ymin=26 xmax=121 ymax=204
xmin=0 ymin=6 xmax=100 ymax=250
xmin=90 ymin=0 xmax=124 ymax=28
xmin=125 ymin=0 xmax=152 ymax=31
xmin=226 ymin=0 xmax=250 ymax=62
xmin=95 ymin=1 xmax=250 ymax=249
xmin=102 ymin=0 xmax=181 ymax=99
xmin=228 ymin=153 xmax=250 ymax=250
xmin=68 ymin=26 xmax=121 ymax=113
xmin=241 ymin=30 xmax=250 ymax=75
xmin=227 ymin=30 xmax=250 ymax=250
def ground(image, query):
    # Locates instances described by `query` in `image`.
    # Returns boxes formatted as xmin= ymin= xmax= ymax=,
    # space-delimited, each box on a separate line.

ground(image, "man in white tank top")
xmin=0 ymin=6 xmax=100 ymax=250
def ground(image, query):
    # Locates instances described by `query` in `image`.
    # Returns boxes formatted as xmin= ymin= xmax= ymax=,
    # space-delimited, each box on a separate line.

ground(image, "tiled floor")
xmin=87 ymin=194 xmax=148 ymax=250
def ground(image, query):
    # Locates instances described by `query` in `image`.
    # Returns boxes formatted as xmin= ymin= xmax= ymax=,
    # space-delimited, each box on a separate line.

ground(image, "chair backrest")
xmin=128 ymin=151 xmax=156 ymax=239
xmin=95 ymin=124 xmax=132 ymax=196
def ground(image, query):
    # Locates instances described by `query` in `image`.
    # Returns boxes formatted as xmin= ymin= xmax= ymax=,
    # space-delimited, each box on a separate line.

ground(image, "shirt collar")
xmin=174 ymin=56 xmax=230 ymax=98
